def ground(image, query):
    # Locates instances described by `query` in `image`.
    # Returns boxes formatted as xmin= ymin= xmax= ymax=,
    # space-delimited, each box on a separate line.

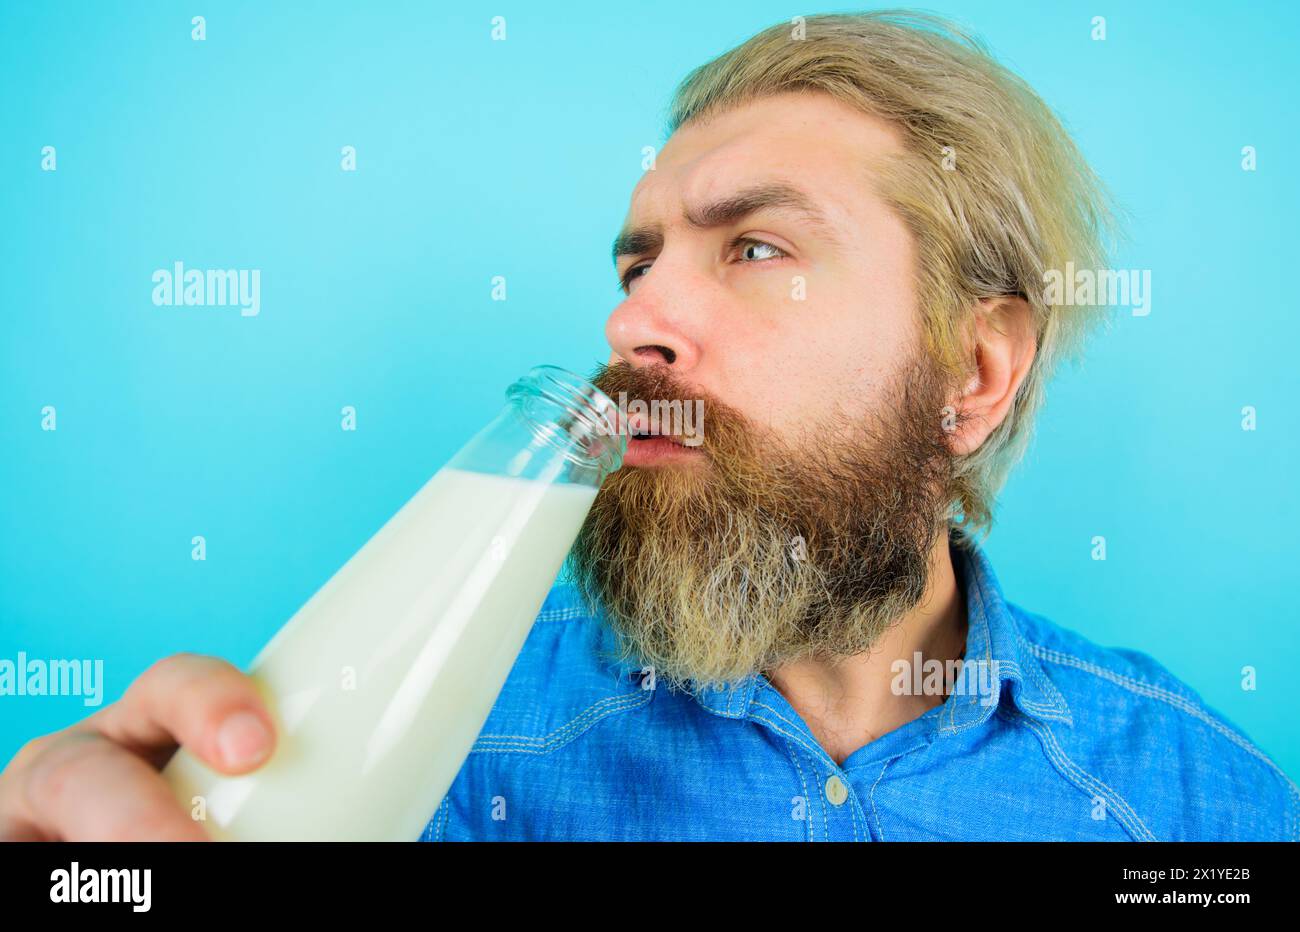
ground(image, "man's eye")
xmin=618 ymin=263 xmax=651 ymax=293
xmin=617 ymin=239 xmax=786 ymax=294
xmin=735 ymin=238 xmax=786 ymax=262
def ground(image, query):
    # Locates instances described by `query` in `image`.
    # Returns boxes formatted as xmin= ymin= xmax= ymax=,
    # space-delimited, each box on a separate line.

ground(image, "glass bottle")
xmin=161 ymin=366 xmax=624 ymax=840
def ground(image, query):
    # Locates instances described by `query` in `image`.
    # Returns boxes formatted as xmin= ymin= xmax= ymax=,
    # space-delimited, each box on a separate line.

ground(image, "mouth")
xmin=619 ymin=412 xmax=703 ymax=468
xmin=629 ymin=422 xmax=684 ymax=443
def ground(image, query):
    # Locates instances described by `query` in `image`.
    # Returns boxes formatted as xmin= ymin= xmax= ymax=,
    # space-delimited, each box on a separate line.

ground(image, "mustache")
xmin=588 ymin=360 xmax=752 ymax=454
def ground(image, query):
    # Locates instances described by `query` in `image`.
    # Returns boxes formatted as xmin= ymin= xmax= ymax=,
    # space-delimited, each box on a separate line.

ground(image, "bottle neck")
xmin=506 ymin=367 xmax=624 ymax=482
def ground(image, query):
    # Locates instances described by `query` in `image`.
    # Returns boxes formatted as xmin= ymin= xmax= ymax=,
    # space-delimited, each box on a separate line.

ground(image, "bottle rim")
xmin=505 ymin=365 xmax=625 ymax=478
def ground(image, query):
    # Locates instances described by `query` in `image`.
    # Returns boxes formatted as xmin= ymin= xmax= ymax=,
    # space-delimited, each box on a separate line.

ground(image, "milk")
xmin=161 ymin=467 xmax=599 ymax=841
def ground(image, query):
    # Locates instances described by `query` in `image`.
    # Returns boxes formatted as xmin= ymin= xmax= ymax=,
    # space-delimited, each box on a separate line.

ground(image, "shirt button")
xmin=824 ymin=774 xmax=849 ymax=806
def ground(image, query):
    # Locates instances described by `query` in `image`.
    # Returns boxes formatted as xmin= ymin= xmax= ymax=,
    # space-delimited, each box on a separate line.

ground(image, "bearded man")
xmin=2 ymin=11 xmax=1292 ymax=844
xmin=430 ymin=12 xmax=1294 ymax=841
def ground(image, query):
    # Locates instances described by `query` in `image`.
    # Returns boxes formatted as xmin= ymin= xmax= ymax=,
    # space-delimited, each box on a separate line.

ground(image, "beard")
xmin=567 ymin=351 xmax=960 ymax=690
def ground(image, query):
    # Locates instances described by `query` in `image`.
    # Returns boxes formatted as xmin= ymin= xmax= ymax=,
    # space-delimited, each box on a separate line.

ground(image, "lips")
xmin=615 ymin=409 xmax=687 ymax=445
xmin=629 ymin=424 xmax=686 ymax=445
xmin=617 ymin=409 xmax=701 ymax=467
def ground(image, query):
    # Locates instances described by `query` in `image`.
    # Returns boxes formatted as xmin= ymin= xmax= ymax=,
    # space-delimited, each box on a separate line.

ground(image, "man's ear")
xmin=947 ymin=296 xmax=1036 ymax=457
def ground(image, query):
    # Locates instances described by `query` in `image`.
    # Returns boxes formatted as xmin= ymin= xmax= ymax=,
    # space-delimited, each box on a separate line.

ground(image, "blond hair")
xmin=667 ymin=10 xmax=1119 ymax=542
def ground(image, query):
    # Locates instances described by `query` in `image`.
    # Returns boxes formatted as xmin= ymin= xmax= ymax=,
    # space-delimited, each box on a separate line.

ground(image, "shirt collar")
xmin=596 ymin=531 xmax=1073 ymax=732
xmin=939 ymin=533 xmax=1073 ymax=733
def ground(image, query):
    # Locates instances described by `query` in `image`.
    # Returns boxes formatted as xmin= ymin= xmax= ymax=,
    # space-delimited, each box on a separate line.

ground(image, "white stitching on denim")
xmin=752 ymin=703 xmax=887 ymax=842
xmin=1008 ymin=708 xmax=1156 ymax=841
xmin=1028 ymin=641 xmax=1300 ymax=840
xmin=995 ymin=660 xmax=1072 ymax=722
xmin=533 ymin=606 xmax=590 ymax=624
xmin=750 ymin=700 xmax=812 ymax=741
xmin=473 ymin=692 xmax=650 ymax=755
xmin=868 ymin=757 xmax=896 ymax=842
xmin=473 ymin=693 xmax=646 ymax=752
xmin=847 ymin=783 xmax=863 ymax=843
xmin=783 ymin=736 xmax=815 ymax=842
xmin=420 ymin=796 xmax=449 ymax=841
xmin=1006 ymin=655 xmax=1070 ymax=715
xmin=475 ymin=693 xmax=637 ymax=745
xmin=696 ymin=685 xmax=738 ymax=717
xmin=435 ymin=796 xmax=449 ymax=841
xmin=754 ymin=711 xmax=871 ymax=841
xmin=1040 ymin=642 xmax=1300 ymax=829
xmin=816 ymin=770 xmax=830 ymax=841
xmin=944 ymin=701 xmax=998 ymax=735
xmin=752 ymin=699 xmax=870 ymax=841
xmin=961 ymin=553 xmax=1073 ymax=727
xmin=945 ymin=565 xmax=997 ymax=734
xmin=1029 ymin=644 xmax=1199 ymax=707
xmin=750 ymin=700 xmax=838 ymax=770
xmin=751 ymin=713 xmax=832 ymax=769
xmin=1008 ymin=624 xmax=1072 ymax=717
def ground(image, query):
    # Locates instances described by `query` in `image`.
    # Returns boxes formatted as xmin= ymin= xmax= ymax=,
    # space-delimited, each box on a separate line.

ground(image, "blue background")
xmin=2 ymin=1 xmax=1297 ymax=783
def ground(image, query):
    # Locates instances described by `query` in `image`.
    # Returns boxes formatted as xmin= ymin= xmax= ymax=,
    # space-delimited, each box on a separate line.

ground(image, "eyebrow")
xmin=610 ymin=181 xmax=838 ymax=264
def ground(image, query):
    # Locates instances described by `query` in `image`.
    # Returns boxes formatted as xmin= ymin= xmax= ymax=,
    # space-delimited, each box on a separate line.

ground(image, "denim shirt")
xmin=422 ymin=539 xmax=1298 ymax=841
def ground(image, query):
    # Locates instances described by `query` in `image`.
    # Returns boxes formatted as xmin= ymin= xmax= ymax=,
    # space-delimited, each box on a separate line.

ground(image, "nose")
xmin=604 ymin=273 xmax=702 ymax=372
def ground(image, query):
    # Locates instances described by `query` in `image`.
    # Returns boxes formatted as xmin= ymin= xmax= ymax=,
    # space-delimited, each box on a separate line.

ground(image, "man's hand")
xmin=0 ymin=653 xmax=275 ymax=841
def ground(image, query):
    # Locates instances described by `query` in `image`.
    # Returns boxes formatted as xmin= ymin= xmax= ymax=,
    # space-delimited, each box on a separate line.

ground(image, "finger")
xmin=22 ymin=731 xmax=211 ymax=841
xmin=77 ymin=653 xmax=275 ymax=774
xmin=0 ymin=735 xmax=57 ymax=840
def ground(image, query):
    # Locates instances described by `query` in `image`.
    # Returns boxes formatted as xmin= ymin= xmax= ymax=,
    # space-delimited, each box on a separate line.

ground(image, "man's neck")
xmin=765 ymin=532 xmax=968 ymax=766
